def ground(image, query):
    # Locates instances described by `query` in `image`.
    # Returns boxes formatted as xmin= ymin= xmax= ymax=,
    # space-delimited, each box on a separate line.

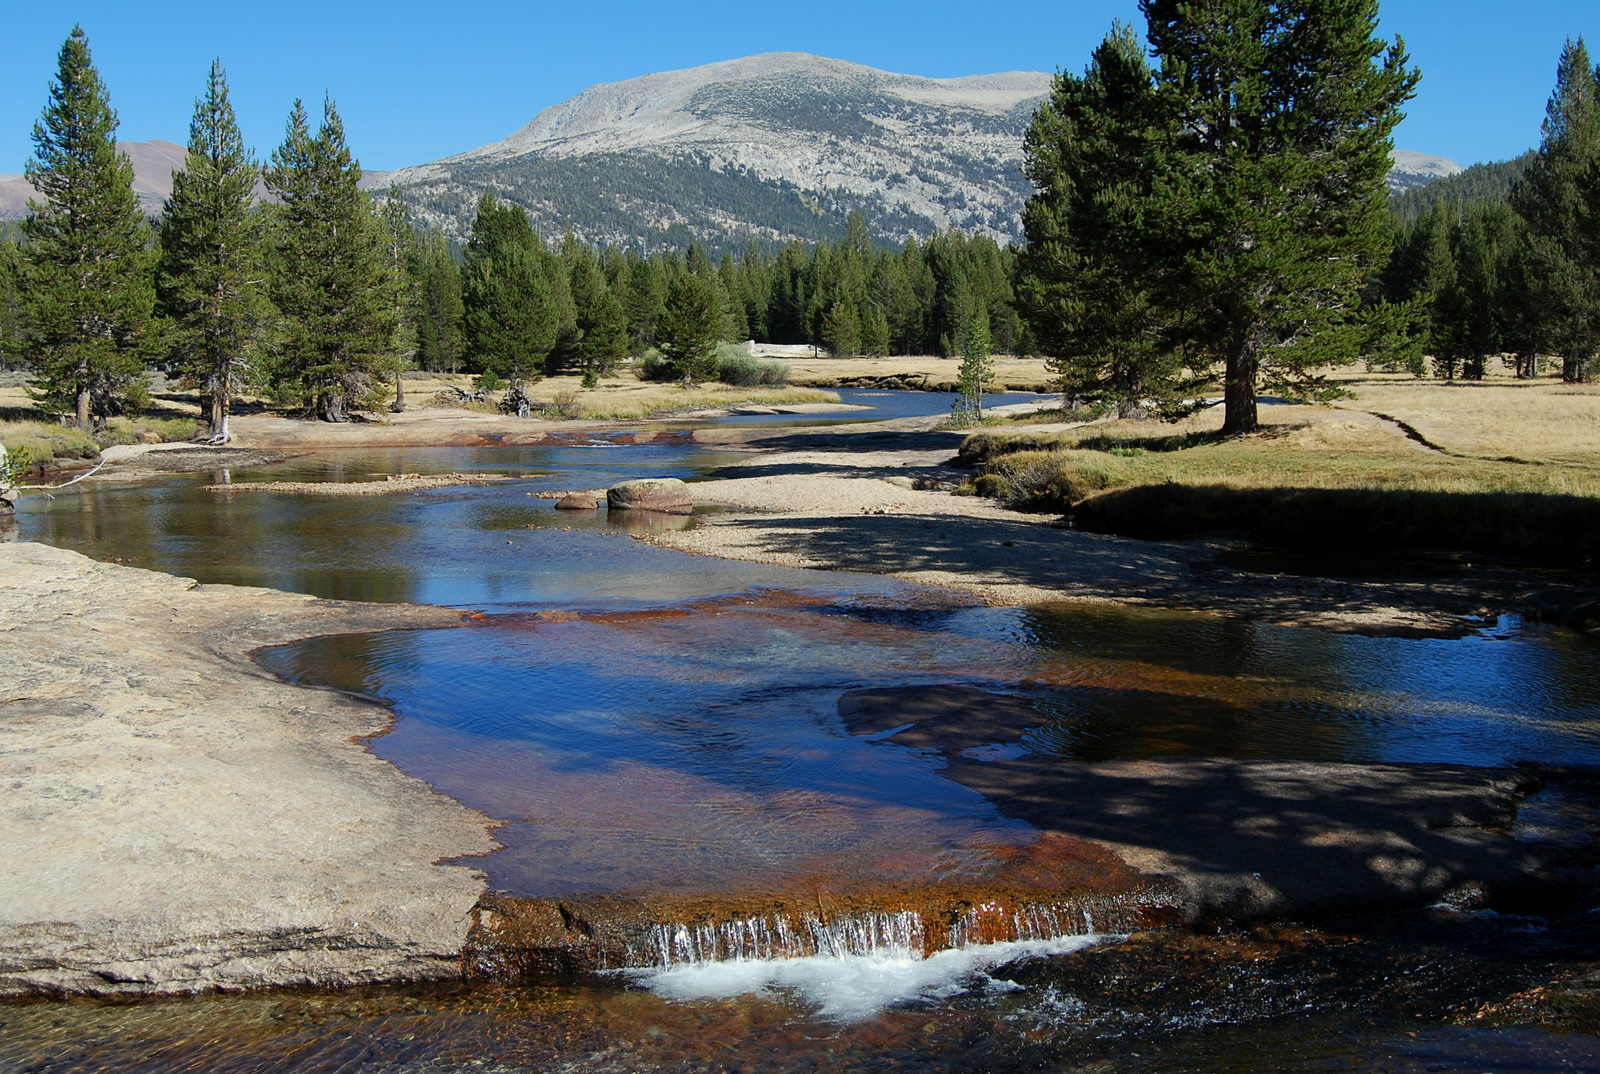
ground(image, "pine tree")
xmin=378 ymin=186 xmax=416 ymax=410
xmin=264 ymin=97 xmax=397 ymax=421
xmin=410 ymin=230 xmax=464 ymax=373
xmin=1512 ymin=37 xmax=1600 ymax=383
xmin=1020 ymin=23 xmax=1200 ymax=416
xmin=0 ymin=240 xmax=22 ymax=369
xmin=570 ymin=252 xmax=628 ymax=386
xmin=459 ymin=193 xmax=557 ymax=382
xmin=822 ymin=301 xmax=861 ymax=357
xmin=1155 ymin=0 xmax=1418 ymax=432
xmin=1021 ymin=3 xmax=1419 ymax=433
xmin=156 ymin=59 xmax=268 ymax=441
xmin=21 ymin=26 xmax=156 ymax=428
xmin=656 ymin=271 xmax=721 ymax=384
xmin=954 ymin=307 xmax=995 ymax=422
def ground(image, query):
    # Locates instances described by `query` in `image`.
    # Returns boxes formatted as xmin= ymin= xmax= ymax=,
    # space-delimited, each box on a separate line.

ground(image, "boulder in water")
xmin=555 ymin=493 xmax=600 ymax=511
xmin=607 ymin=478 xmax=693 ymax=514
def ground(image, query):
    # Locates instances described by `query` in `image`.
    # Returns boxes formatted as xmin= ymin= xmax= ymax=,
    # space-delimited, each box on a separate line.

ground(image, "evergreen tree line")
xmin=1378 ymin=37 xmax=1600 ymax=384
xmin=0 ymin=26 xmax=1040 ymax=433
xmin=0 ymin=28 xmax=408 ymax=437
xmin=404 ymin=195 xmax=1029 ymax=382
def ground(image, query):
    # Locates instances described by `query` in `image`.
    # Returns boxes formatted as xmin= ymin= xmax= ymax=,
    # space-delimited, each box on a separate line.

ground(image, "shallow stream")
xmin=7 ymin=396 xmax=1600 ymax=1071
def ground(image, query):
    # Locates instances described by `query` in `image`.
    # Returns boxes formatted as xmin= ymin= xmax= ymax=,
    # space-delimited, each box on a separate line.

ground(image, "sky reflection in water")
xmin=20 ymin=434 xmax=1600 ymax=898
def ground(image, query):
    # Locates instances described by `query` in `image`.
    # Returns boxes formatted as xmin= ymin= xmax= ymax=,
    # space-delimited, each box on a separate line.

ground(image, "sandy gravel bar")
xmin=0 ymin=542 xmax=495 ymax=996
xmin=649 ymin=427 xmax=1551 ymax=637
xmin=203 ymin=473 xmax=511 ymax=496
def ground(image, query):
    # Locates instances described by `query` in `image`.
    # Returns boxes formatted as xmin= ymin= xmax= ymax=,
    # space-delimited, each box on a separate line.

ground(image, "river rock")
xmin=607 ymin=478 xmax=693 ymax=514
xmin=555 ymin=493 xmax=600 ymax=511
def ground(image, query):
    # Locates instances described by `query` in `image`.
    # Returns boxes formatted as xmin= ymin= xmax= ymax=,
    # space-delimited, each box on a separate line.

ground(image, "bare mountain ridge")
xmin=0 ymin=140 xmax=391 ymax=221
xmin=389 ymin=53 xmax=1467 ymax=250
xmin=389 ymin=53 xmax=1056 ymax=249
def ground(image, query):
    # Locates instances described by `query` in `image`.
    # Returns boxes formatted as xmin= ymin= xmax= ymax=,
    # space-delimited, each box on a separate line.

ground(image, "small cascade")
xmin=460 ymin=886 xmax=1184 ymax=981
xmin=948 ymin=900 xmax=1102 ymax=949
xmin=641 ymin=910 xmax=926 ymax=967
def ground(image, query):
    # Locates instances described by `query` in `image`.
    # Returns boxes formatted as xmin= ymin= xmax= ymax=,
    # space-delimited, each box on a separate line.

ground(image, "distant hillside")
xmin=1389 ymin=152 xmax=1535 ymax=227
xmin=389 ymin=52 xmax=1051 ymax=250
xmin=388 ymin=53 xmax=1487 ymax=252
xmin=1387 ymin=149 xmax=1463 ymax=193
xmin=0 ymin=140 xmax=392 ymax=221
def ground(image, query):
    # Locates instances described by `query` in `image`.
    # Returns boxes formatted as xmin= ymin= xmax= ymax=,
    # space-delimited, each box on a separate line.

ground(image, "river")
xmin=5 ymin=394 xmax=1599 ymax=1072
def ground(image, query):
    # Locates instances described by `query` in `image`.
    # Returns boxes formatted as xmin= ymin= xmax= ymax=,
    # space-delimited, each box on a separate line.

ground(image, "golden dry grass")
xmin=967 ymin=375 xmax=1600 ymax=506
xmin=411 ymin=372 xmax=838 ymax=421
xmin=1327 ymin=367 xmax=1600 ymax=465
xmin=777 ymin=354 xmax=1057 ymax=392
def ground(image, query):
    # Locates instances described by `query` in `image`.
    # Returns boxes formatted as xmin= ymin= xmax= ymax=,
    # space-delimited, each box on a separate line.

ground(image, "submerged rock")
xmin=608 ymin=477 xmax=693 ymax=514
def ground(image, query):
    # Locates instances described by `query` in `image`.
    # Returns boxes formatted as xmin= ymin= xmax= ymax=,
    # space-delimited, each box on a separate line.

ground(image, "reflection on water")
xmin=260 ymin=595 xmax=1600 ymax=900
xmin=15 ymin=440 xmax=867 ymax=609
xmin=13 ymin=430 xmax=1600 ymax=1070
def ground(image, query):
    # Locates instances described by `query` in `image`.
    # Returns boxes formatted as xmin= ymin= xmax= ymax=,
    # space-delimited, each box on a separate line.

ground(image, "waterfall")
xmin=632 ymin=897 xmax=1125 ymax=970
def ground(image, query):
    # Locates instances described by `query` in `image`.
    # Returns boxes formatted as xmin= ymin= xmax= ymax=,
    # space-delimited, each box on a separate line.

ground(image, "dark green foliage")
xmin=1020 ymin=2 xmax=1417 ymax=433
xmin=378 ymin=186 xmax=416 ymax=410
xmin=156 ymin=60 xmax=269 ymax=440
xmin=1145 ymin=0 xmax=1419 ymax=434
xmin=1510 ymin=37 xmax=1600 ymax=382
xmin=20 ymin=26 xmax=157 ymax=427
xmin=459 ymin=194 xmax=557 ymax=382
xmin=1019 ymin=23 xmax=1202 ymax=417
xmin=264 ymin=97 xmax=397 ymax=421
xmin=0 ymin=240 xmax=22 ymax=370
xmin=569 ymin=248 xmax=628 ymax=386
xmin=410 ymin=229 xmax=465 ymax=372
xmin=715 ymin=352 xmax=789 ymax=386
xmin=656 ymin=271 xmax=721 ymax=383
xmin=1389 ymin=153 xmax=1535 ymax=228
xmin=954 ymin=307 xmax=994 ymax=421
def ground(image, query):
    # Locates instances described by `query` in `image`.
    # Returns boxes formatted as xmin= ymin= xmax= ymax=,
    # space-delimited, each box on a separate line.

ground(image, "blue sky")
xmin=3 ymin=1 xmax=1595 ymax=174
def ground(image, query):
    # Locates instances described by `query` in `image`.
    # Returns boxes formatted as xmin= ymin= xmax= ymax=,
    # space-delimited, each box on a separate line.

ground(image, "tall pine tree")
xmin=264 ymin=97 xmax=396 ymax=421
xmin=157 ymin=59 xmax=268 ymax=441
xmin=1020 ymin=2 xmax=1418 ymax=433
xmin=1512 ymin=37 xmax=1600 ymax=383
xmin=459 ymin=193 xmax=557 ymax=382
xmin=410 ymin=230 xmax=464 ymax=373
xmin=21 ymin=26 xmax=156 ymax=428
xmin=1020 ymin=23 xmax=1200 ymax=416
xmin=378 ymin=185 xmax=416 ymax=410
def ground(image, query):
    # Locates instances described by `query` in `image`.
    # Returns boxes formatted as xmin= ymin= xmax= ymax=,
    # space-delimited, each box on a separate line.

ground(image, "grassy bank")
xmin=1 ymin=416 xmax=204 ymax=471
xmin=959 ymin=371 xmax=1600 ymax=566
xmin=409 ymin=372 xmax=839 ymax=421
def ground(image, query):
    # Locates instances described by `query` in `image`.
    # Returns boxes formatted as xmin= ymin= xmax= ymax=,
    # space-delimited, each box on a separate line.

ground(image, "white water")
xmin=630 ymin=934 xmax=1109 ymax=1020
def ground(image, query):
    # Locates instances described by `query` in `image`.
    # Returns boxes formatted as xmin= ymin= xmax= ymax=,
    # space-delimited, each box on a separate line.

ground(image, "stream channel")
xmin=5 ymin=392 xmax=1600 ymax=1071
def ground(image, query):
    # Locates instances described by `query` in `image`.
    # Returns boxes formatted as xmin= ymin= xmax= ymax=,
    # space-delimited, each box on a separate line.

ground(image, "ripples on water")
xmin=11 ymin=417 xmax=1600 ymax=1070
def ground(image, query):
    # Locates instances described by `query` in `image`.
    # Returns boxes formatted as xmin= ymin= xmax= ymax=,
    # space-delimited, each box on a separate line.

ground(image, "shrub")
xmin=636 ymin=350 xmax=676 ymax=382
xmin=715 ymin=350 xmax=789 ymax=386
xmin=476 ymin=369 xmax=503 ymax=392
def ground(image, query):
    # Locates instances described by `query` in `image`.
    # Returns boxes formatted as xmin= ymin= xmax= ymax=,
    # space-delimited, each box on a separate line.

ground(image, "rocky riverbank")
xmin=0 ymin=543 xmax=494 ymax=996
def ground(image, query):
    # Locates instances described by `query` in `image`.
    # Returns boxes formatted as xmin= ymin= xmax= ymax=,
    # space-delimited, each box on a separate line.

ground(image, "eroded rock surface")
xmin=0 ymin=542 xmax=496 ymax=996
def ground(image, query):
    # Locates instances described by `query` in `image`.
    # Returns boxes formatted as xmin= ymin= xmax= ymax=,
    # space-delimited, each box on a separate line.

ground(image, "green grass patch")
xmin=2 ymin=415 xmax=203 ymax=468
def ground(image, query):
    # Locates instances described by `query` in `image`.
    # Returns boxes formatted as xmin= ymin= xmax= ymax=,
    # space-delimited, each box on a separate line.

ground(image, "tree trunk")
xmin=209 ymin=387 xmax=229 ymax=442
xmin=1563 ymin=355 xmax=1585 ymax=383
xmin=1221 ymin=335 xmax=1258 ymax=435
xmin=391 ymin=370 xmax=406 ymax=413
xmin=75 ymin=386 xmax=91 ymax=430
xmin=319 ymin=392 xmax=347 ymax=423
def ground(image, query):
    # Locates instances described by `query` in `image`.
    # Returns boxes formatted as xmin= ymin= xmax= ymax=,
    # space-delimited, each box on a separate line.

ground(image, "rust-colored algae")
xmin=459 ymin=846 xmax=1183 ymax=980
